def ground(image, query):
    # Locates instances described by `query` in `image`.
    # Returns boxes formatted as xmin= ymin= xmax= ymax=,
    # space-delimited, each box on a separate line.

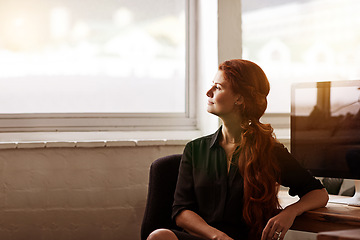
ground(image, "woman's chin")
xmin=207 ymin=108 xmax=218 ymax=116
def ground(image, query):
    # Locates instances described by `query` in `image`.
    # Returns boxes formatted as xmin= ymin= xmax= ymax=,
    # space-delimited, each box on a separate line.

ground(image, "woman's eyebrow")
xmin=212 ymin=81 xmax=223 ymax=86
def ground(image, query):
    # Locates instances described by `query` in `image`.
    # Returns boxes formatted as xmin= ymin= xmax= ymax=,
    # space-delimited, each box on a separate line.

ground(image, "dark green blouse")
xmin=172 ymin=127 xmax=324 ymax=240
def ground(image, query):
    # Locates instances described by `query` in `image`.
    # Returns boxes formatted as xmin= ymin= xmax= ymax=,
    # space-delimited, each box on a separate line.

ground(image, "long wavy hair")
xmin=219 ymin=59 xmax=281 ymax=239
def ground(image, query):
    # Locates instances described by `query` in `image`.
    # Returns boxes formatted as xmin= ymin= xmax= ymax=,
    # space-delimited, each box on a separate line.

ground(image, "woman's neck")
xmin=221 ymin=122 xmax=242 ymax=144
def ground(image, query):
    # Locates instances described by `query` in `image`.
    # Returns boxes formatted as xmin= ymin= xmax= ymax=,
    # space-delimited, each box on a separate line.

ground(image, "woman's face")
xmin=206 ymin=70 xmax=240 ymax=117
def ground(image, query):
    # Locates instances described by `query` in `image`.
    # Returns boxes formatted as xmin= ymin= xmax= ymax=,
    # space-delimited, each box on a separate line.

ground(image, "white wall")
xmin=196 ymin=0 xmax=243 ymax=135
xmin=196 ymin=0 xmax=220 ymax=135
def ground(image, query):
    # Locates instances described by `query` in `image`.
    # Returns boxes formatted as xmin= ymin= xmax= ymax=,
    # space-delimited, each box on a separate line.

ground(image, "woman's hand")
xmin=260 ymin=207 xmax=297 ymax=240
xmin=261 ymin=188 xmax=328 ymax=240
xmin=176 ymin=210 xmax=234 ymax=240
xmin=209 ymin=230 xmax=234 ymax=240
xmin=184 ymin=223 xmax=234 ymax=240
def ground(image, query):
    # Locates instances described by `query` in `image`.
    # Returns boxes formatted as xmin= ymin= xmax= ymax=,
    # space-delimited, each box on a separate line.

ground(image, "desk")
xmin=317 ymin=229 xmax=360 ymax=240
xmin=278 ymin=191 xmax=360 ymax=233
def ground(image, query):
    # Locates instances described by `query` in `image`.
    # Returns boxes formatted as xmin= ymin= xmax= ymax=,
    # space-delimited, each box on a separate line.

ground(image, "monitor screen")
xmin=291 ymin=80 xmax=360 ymax=180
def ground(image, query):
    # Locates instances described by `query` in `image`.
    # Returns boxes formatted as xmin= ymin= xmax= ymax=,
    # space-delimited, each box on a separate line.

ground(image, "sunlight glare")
xmin=50 ymin=7 xmax=70 ymax=39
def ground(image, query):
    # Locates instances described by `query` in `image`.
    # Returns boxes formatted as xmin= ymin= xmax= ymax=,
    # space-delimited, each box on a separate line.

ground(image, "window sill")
xmin=0 ymin=130 xmax=202 ymax=149
xmin=0 ymin=124 xmax=290 ymax=150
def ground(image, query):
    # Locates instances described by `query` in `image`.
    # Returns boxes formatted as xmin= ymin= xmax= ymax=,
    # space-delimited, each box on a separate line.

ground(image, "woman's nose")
xmin=206 ymin=87 xmax=213 ymax=97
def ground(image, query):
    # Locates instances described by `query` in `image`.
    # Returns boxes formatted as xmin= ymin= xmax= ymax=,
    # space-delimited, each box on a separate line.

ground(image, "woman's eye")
xmin=210 ymin=84 xmax=220 ymax=90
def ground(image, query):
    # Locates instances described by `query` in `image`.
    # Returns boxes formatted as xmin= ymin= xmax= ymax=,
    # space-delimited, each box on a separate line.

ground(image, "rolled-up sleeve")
xmin=275 ymin=144 xmax=324 ymax=198
xmin=172 ymin=142 xmax=198 ymax=220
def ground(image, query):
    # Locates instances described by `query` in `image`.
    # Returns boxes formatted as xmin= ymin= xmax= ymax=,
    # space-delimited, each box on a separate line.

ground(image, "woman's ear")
xmin=235 ymin=95 xmax=244 ymax=105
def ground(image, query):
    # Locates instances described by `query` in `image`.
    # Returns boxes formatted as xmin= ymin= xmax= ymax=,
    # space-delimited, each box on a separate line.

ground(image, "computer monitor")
xmin=291 ymin=80 xmax=360 ymax=206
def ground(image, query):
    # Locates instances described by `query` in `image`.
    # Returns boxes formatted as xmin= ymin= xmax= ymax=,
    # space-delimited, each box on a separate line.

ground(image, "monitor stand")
xmin=329 ymin=180 xmax=360 ymax=207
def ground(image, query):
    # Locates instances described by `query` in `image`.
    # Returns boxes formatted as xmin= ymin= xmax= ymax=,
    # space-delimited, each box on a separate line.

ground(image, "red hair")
xmin=219 ymin=59 xmax=281 ymax=239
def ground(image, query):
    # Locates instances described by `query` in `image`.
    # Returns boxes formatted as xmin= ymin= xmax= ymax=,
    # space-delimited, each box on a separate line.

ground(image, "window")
xmin=242 ymin=0 xmax=360 ymax=114
xmin=0 ymin=0 xmax=196 ymax=132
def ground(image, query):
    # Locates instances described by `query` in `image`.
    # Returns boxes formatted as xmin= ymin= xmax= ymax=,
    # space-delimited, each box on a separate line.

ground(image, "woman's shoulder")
xmin=273 ymin=141 xmax=288 ymax=151
xmin=186 ymin=132 xmax=216 ymax=147
xmin=186 ymin=128 xmax=221 ymax=147
xmin=272 ymin=141 xmax=292 ymax=159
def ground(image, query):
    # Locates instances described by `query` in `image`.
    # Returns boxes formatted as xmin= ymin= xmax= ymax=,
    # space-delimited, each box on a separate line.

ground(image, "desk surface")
xmin=317 ymin=229 xmax=360 ymax=240
xmin=278 ymin=190 xmax=360 ymax=233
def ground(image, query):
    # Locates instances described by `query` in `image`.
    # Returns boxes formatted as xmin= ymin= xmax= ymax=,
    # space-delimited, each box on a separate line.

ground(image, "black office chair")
xmin=141 ymin=154 xmax=183 ymax=240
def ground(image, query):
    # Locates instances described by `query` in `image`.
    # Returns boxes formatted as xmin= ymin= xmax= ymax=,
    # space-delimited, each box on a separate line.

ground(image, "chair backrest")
xmin=141 ymin=154 xmax=182 ymax=240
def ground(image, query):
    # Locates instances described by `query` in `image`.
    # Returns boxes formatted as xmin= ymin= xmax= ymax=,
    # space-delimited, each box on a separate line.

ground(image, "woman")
xmin=147 ymin=59 xmax=328 ymax=240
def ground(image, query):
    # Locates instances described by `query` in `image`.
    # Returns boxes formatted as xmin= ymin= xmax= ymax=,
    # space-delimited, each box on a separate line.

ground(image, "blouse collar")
xmin=210 ymin=126 xmax=223 ymax=149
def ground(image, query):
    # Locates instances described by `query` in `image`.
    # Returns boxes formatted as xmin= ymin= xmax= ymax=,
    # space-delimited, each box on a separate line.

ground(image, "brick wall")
xmin=0 ymin=144 xmax=185 ymax=240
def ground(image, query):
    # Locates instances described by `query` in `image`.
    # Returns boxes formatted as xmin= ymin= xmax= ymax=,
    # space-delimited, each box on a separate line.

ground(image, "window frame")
xmin=0 ymin=0 xmax=197 ymax=133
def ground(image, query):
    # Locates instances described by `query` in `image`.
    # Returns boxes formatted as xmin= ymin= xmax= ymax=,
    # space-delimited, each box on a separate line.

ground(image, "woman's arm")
xmin=176 ymin=210 xmax=234 ymax=240
xmin=261 ymin=188 xmax=329 ymax=240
